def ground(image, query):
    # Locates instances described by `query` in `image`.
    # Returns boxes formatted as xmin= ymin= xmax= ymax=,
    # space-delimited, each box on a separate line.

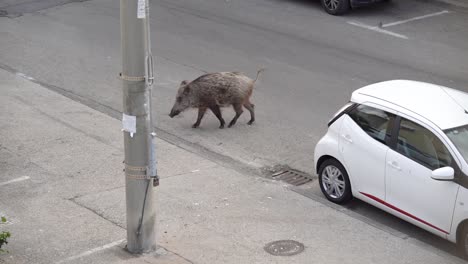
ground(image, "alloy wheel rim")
xmin=324 ymin=0 xmax=340 ymax=10
xmin=322 ymin=165 xmax=345 ymax=199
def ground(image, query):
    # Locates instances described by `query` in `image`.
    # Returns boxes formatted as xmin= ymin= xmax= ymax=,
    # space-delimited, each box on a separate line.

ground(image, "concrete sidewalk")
xmin=0 ymin=68 xmax=465 ymax=264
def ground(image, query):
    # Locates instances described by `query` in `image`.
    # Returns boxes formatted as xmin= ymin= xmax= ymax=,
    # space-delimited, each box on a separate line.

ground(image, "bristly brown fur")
xmin=169 ymin=70 xmax=261 ymax=128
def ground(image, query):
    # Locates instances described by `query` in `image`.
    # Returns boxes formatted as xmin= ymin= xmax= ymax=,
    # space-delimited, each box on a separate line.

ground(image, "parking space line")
xmin=347 ymin=21 xmax=408 ymax=39
xmin=55 ymin=239 xmax=126 ymax=264
xmin=382 ymin=10 xmax=450 ymax=28
xmin=0 ymin=176 xmax=30 ymax=187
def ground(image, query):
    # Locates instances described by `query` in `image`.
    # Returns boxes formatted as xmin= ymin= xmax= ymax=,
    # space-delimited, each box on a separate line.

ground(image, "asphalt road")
xmin=1 ymin=0 xmax=468 ymax=259
xmin=1 ymin=0 xmax=468 ymax=174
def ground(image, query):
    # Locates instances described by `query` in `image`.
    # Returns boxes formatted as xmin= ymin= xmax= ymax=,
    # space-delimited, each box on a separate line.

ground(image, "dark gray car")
xmin=321 ymin=0 xmax=388 ymax=15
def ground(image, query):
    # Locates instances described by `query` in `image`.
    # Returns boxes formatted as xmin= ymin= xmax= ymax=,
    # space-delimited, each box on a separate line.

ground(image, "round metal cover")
xmin=264 ymin=240 xmax=304 ymax=256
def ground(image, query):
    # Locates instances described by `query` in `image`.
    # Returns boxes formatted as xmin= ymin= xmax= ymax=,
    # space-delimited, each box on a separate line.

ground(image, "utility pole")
xmin=120 ymin=0 xmax=158 ymax=254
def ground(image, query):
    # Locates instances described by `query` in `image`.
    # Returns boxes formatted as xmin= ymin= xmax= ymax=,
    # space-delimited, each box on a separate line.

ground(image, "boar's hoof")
xmin=192 ymin=123 xmax=199 ymax=128
xmin=219 ymin=124 xmax=225 ymax=129
xmin=247 ymin=120 xmax=254 ymax=125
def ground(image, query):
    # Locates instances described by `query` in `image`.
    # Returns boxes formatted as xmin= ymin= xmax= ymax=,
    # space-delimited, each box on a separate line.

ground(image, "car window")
xmin=347 ymin=105 xmax=395 ymax=145
xmin=397 ymin=118 xmax=452 ymax=170
xmin=445 ymin=125 xmax=468 ymax=165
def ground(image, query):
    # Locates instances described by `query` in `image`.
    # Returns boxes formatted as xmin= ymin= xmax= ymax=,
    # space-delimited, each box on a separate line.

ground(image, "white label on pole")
xmin=122 ymin=113 xmax=136 ymax=138
xmin=137 ymin=0 xmax=146 ymax=19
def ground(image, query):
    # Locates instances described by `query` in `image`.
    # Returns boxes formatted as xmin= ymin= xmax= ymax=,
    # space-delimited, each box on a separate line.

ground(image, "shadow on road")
xmin=344 ymin=198 xmax=461 ymax=258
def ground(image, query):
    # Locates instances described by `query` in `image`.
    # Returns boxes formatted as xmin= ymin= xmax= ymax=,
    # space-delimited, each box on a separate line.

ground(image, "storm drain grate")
xmin=264 ymin=240 xmax=305 ymax=256
xmin=271 ymin=169 xmax=313 ymax=186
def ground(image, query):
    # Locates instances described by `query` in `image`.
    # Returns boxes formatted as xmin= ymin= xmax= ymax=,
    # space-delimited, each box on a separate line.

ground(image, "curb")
xmin=439 ymin=0 xmax=468 ymax=8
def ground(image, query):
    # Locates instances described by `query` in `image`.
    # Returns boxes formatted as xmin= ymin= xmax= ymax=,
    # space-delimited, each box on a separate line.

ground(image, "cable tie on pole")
xmin=119 ymin=73 xmax=145 ymax=82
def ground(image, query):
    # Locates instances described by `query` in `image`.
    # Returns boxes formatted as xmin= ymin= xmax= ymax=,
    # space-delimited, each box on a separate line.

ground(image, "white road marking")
xmin=0 ymin=176 xmax=30 ymax=187
xmin=55 ymin=239 xmax=125 ymax=264
xmin=347 ymin=21 xmax=408 ymax=39
xmin=16 ymin=72 xmax=35 ymax=81
xmin=382 ymin=10 xmax=450 ymax=28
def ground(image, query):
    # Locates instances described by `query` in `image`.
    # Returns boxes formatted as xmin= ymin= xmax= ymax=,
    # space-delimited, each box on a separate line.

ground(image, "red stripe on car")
xmin=360 ymin=192 xmax=449 ymax=235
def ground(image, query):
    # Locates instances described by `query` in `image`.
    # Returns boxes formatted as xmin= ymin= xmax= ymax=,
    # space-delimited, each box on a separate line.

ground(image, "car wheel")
xmin=320 ymin=0 xmax=350 ymax=16
xmin=458 ymin=224 xmax=468 ymax=259
xmin=318 ymin=159 xmax=352 ymax=204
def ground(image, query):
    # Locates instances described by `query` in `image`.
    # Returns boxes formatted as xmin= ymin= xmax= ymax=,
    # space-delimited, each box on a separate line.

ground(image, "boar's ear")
xmin=183 ymin=85 xmax=191 ymax=95
xmin=181 ymin=80 xmax=189 ymax=86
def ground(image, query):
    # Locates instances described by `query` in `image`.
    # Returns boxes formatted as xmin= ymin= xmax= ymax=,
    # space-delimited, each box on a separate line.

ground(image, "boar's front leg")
xmin=209 ymin=105 xmax=225 ymax=129
xmin=192 ymin=107 xmax=207 ymax=128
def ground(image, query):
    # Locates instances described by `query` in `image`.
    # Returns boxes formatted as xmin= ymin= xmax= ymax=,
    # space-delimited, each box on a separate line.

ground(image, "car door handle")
xmin=341 ymin=134 xmax=353 ymax=143
xmin=387 ymin=161 xmax=401 ymax=171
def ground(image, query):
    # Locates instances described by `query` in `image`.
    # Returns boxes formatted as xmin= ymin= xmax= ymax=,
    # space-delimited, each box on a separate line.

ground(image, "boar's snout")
xmin=169 ymin=109 xmax=180 ymax=118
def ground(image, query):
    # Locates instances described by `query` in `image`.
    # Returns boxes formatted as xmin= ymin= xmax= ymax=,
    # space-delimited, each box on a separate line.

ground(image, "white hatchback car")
xmin=314 ymin=80 xmax=468 ymax=256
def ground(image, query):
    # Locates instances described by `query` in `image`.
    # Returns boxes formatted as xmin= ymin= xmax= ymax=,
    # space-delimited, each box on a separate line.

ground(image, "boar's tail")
xmin=253 ymin=68 xmax=265 ymax=83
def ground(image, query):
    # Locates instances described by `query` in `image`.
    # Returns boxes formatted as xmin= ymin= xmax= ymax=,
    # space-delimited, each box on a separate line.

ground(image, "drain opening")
xmin=271 ymin=168 xmax=314 ymax=186
xmin=264 ymin=240 xmax=304 ymax=256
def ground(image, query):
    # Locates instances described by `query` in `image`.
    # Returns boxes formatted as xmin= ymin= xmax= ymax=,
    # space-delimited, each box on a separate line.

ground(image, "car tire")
xmin=318 ymin=159 xmax=352 ymax=204
xmin=458 ymin=224 xmax=468 ymax=259
xmin=320 ymin=0 xmax=350 ymax=16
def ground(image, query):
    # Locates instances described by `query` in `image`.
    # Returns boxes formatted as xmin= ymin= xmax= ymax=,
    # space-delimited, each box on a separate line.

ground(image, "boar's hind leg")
xmin=244 ymin=102 xmax=255 ymax=125
xmin=192 ymin=107 xmax=207 ymax=128
xmin=209 ymin=105 xmax=225 ymax=129
xmin=228 ymin=103 xmax=244 ymax=128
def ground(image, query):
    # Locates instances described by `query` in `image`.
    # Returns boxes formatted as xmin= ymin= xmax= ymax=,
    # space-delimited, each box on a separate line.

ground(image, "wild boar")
xmin=169 ymin=69 xmax=263 ymax=128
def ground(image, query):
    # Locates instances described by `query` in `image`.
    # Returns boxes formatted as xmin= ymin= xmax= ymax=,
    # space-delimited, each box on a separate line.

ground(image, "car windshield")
xmin=445 ymin=125 xmax=468 ymax=165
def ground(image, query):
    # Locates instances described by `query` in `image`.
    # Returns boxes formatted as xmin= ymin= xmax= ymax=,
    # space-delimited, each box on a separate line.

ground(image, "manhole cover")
xmin=264 ymin=240 xmax=304 ymax=256
xmin=271 ymin=168 xmax=313 ymax=186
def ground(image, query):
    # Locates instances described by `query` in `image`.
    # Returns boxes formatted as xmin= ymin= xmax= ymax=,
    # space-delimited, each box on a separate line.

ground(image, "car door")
xmin=385 ymin=116 xmax=459 ymax=236
xmin=339 ymin=104 xmax=396 ymax=200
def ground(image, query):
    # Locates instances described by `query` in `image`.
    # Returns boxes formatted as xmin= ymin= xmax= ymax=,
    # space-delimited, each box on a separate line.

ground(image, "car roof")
xmin=351 ymin=80 xmax=468 ymax=130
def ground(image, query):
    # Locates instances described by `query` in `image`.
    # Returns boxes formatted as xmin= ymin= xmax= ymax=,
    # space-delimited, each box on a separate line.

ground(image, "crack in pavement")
xmin=0 ymin=0 xmax=92 ymax=18
xmin=69 ymin=196 xmax=126 ymax=230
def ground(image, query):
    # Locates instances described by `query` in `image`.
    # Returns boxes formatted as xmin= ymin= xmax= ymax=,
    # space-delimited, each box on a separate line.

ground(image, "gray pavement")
xmin=1 ymin=0 xmax=468 ymax=262
xmin=1 ymin=0 xmax=468 ymax=177
xmin=0 ymin=68 xmax=466 ymax=263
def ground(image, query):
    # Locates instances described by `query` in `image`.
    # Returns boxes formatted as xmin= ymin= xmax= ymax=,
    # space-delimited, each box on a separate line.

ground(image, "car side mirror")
xmin=431 ymin=167 xmax=455 ymax=181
